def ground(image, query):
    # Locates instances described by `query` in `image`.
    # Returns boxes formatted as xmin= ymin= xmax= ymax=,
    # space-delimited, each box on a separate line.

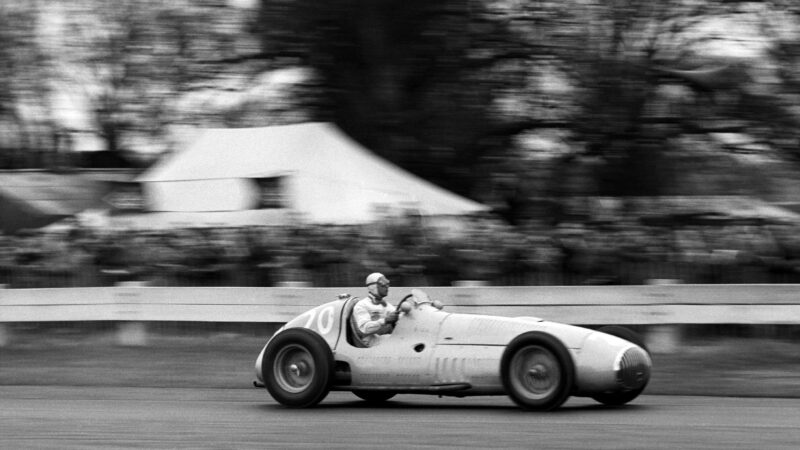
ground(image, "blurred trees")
xmin=258 ymin=0 xmax=531 ymax=199
xmin=257 ymin=0 xmax=800 ymax=224
xmin=0 ymin=2 xmax=50 ymax=167
xmin=52 ymin=0 xmax=263 ymax=160
xmin=0 ymin=0 xmax=268 ymax=167
xmin=525 ymin=0 xmax=800 ymax=203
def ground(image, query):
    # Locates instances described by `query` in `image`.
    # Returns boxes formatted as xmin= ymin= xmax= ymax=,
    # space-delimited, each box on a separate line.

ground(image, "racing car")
xmin=254 ymin=289 xmax=651 ymax=411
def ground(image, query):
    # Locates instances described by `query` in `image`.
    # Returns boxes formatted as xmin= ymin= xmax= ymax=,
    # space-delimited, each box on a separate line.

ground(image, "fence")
xmin=3 ymin=284 xmax=800 ymax=324
xmin=2 ymin=284 xmax=799 ymax=350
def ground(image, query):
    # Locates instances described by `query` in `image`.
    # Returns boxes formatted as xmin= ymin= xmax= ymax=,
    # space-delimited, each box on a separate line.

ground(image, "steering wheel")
xmin=392 ymin=293 xmax=415 ymax=321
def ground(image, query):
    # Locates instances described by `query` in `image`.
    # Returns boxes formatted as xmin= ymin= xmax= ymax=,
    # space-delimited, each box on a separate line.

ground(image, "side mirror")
xmin=432 ymin=300 xmax=444 ymax=310
xmin=399 ymin=302 xmax=413 ymax=313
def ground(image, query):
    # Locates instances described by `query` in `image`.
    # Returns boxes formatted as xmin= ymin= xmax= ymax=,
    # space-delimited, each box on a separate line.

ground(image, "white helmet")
xmin=365 ymin=272 xmax=389 ymax=286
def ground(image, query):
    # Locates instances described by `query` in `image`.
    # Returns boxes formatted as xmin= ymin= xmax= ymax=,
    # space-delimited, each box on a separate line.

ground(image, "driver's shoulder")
xmin=353 ymin=296 xmax=375 ymax=312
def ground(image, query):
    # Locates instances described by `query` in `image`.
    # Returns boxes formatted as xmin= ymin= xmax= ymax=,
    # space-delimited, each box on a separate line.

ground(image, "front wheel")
xmin=501 ymin=332 xmax=574 ymax=411
xmin=263 ymin=328 xmax=334 ymax=407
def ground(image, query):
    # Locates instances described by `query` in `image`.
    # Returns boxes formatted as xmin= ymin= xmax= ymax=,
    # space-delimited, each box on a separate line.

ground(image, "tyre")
xmin=592 ymin=326 xmax=650 ymax=406
xmin=352 ymin=390 xmax=396 ymax=403
xmin=263 ymin=328 xmax=334 ymax=408
xmin=500 ymin=332 xmax=574 ymax=411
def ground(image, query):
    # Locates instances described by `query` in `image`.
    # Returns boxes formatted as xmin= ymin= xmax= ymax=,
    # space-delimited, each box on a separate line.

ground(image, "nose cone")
xmin=616 ymin=346 xmax=651 ymax=390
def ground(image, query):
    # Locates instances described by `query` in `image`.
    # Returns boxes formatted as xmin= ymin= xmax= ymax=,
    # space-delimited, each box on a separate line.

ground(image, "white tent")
xmin=133 ymin=122 xmax=488 ymax=225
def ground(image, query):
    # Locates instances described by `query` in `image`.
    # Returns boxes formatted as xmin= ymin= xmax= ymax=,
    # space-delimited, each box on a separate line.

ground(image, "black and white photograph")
xmin=2 ymin=0 xmax=800 ymax=448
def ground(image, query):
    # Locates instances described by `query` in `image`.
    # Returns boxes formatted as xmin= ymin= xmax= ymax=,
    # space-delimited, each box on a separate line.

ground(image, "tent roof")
xmin=138 ymin=122 xmax=488 ymax=221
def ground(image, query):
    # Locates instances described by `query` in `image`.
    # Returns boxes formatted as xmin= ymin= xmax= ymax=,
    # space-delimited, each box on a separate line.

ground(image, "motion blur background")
xmin=1 ymin=0 xmax=800 ymax=289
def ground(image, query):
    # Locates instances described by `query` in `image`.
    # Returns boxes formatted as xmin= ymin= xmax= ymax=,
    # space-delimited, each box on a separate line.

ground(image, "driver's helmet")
xmin=365 ymin=272 xmax=389 ymax=287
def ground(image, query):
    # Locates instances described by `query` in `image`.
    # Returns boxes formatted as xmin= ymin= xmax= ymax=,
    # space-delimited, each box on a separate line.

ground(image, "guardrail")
xmin=2 ymin=284 xmax=800 ymax=324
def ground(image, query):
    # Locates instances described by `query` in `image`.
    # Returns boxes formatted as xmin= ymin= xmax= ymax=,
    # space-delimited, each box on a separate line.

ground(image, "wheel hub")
xmin=509 ymin=345 xmax=561 ymax=401
xmin=289 ymin=362 xmax=308 ymax=377
xmin=273 ymin=344 xmax=315 ymax=393
xmin=527 ymin=364 xmax=548 ymax=382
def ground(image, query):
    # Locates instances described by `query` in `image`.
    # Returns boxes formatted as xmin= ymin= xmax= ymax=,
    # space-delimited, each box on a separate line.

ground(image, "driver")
xmin=351 ymin=272 xmax=399 ymax=347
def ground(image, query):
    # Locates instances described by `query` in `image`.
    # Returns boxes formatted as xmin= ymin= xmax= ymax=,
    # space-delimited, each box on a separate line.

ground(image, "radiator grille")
xmin=616 ymin=347 xmax=651 ymax=390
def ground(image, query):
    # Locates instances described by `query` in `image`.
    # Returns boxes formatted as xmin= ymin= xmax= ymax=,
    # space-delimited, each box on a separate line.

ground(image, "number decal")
xmin=301 ymin=310 xmax=316 ymax=329
xmin=317 ymin=307 xmax=334 ymax=335
xmin=298 ymin=306 xmax=336 ymax=336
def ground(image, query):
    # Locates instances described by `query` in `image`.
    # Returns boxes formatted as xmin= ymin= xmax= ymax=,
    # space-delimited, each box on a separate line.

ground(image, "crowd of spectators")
xmin=2 ymin=214 xmax=800 ymax=289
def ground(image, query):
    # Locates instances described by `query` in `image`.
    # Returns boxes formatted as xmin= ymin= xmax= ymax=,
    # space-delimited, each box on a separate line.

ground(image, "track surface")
xmin=2 ymin=387 xmax=799 ymax=449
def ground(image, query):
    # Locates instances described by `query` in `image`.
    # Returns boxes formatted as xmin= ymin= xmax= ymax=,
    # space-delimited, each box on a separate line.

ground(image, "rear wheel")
xmin=352 ymin=390 xmax=396 ymax=403
xmin=501 ymin=332 xmax=574 ymax=411
xmin=592 ymin=326 xmax=651 ymax=406
xmin=263 ymin=328 xmax=334 ymax=407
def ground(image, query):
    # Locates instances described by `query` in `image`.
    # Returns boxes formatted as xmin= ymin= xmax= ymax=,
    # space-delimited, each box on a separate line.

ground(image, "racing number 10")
xmin=301 ymin=306 xmax=335 ymax=335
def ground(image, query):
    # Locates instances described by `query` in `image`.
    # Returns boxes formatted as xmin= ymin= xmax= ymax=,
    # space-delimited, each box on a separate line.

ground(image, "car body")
xmin=254 ymin=289 xmax=651 ymax=411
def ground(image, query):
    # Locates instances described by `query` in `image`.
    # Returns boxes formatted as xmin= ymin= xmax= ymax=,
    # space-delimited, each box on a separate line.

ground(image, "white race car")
xmin=255 ymin=289 xmax=651 ymax=411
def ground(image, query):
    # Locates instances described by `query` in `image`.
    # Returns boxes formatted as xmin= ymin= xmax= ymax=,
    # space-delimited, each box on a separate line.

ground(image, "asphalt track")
xmin=2 ymin=387 xmax=799 ymax=449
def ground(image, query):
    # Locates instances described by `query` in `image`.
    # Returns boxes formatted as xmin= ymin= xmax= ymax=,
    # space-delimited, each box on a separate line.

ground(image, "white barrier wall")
xmin=1 ymin=284 xmax=799 ymax=325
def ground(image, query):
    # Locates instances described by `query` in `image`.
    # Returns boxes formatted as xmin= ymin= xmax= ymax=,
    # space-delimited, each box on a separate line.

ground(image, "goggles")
xmin=367 ymin=277 xmax=390 ymax=287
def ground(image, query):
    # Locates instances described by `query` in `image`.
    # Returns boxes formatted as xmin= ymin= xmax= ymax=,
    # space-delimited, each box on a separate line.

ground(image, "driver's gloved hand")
xmin=384 ymin=311 xmax=399 ymax=324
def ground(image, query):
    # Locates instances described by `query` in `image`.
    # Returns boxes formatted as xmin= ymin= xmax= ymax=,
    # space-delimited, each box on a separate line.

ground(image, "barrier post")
xmin=645 ymin=325 xmax=681 ymax=354
xmin=117 ymin=321 xmax=148 ymax=346
xmin=115 ymin=281 xmax=148 ymax=346
xmin=0 ymin=284 xmax=8 ymax=347
xmin=643 ymin=279 xmax=683 ymax=353
xmin=0 ymin=323 xmax=8 ymax=347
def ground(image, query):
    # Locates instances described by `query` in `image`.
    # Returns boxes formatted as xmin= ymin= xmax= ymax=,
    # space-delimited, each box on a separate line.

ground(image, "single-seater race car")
xmin=254 ymin=289 xmax=651 ymax=411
